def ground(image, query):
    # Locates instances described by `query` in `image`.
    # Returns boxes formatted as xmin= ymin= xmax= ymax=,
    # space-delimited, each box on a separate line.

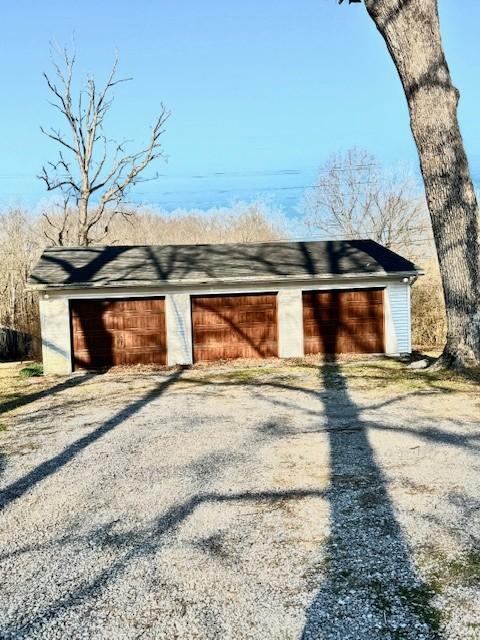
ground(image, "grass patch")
xmin=187 ymin=364 xmax=298 ymax=385
xmin=0 ymin=362 xmax=52 ymax=421
xmin=3 ymin=441 xmax=39 ymax=456
xmin=396 ymin=584 xmax=443 ymax=634
xmin=420 ymin=546 xmax=480 ymax=590
xmin=184 ymin=357 xmax=479 ymax=394
xmin=325 ymin=359 xmax=480 ymax=393
xmin=19 ymin=362 xmax=43 ymax=378
xmin=443 ymin=550 xmax=480 ymax=587
xmin=328 ymin=358 xmax=478 ymax=394
xmin=214 ymin=367 xmax=273 ymax=383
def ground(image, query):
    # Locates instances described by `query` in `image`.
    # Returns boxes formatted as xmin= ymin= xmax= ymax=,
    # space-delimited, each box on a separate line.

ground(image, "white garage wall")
xmin=385 ymin=283 xmax=412 ymax=354
xmin=39 ymin=296 xmax=72 ymax=375
xmin=38 ymin=276 xmax=413 ymax=374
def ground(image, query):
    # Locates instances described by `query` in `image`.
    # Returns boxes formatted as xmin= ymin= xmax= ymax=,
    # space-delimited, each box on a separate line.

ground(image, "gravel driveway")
xmin=0 ymin=360 xmax=479 ymax=639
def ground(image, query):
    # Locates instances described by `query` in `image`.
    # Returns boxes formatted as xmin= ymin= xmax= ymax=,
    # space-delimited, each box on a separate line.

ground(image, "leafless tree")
xmin=38 ymin=47 xmax=170 ymax=246
xmin=0 ymin=201 xmax=287 ymax=358
xmin=0 ymin=209 xmax=44 ymax=357
xmin=340 ymin=0 xmax=480 ymax=368
xmin=301 ymin=148 xmax=430 ymax=254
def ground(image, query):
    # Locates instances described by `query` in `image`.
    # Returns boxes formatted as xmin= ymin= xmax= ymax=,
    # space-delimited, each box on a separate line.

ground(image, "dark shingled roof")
xmin=28 ymin=240 xmax=422 ymax=290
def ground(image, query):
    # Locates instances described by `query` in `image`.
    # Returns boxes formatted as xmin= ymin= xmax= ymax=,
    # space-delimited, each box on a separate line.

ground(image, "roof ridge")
xmin=43 ymin=238 xmax=376 ymax=251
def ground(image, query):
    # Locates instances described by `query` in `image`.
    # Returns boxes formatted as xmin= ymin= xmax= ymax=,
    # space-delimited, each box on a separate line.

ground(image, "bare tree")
xmin=0 ymin=200 xmax=287 ymax=358
xmin=38 ymin=47 xmax=170 ymax=246
xmin=301 ymin=148 xmax=429 ymax=254
xmin=0 ymin=209 xmax=44 ymax=358
xmin=340 ymin=0 xmax=480 ymax=368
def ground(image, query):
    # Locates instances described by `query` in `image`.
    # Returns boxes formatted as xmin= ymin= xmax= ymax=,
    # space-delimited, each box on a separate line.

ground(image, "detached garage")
xmin=28 ymin=240 xmax=422 ymax=375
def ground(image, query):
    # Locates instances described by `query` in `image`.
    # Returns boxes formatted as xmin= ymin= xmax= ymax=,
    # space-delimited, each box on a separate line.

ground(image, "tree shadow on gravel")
xmin=0 ymin=451 xmax=6 ymax=481
xmin=2 ymin=487 xmax=326 ymax=638
xmin=0 ymin=368 xmax=184 ymax=512
xmin=0 ymin=372 xmax=93 ymax=417
xmin=300 ymin=358 xmax=443 ymax=640
xmin=1 ymin=359 xmax=458 ymax=638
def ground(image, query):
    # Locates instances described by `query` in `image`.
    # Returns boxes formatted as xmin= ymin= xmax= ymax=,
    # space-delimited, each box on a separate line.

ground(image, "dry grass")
xmin=179 ymin=355 xmax=480 ymax=394
xmin=419 ymin=544 xmax=480 ymax=591
xmin=411 ymin=258 xmax=447 ymax=349
xmin=0 ymin=361 xmax=63 ymax=431
xmin=1 ymin=355 xmax=478 ymax=436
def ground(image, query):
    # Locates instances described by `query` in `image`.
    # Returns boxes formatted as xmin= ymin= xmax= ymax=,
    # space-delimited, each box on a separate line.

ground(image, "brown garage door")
xmin=70 ymin=297 xmax=167 ymax=370
xmin=192 ymin=293 xmax=278 ymax=362
xmin=303 ymin=288 xmax=384 ymax=355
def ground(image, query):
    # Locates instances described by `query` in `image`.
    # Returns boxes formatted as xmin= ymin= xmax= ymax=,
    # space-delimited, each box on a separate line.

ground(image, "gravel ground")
xmin=0 ymin=361 xmax=479 ymax=639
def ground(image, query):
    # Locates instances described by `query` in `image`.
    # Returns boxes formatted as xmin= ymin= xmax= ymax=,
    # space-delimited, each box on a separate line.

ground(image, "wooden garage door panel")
xmin=303 ymin=289 xmax=384 ymax=355
xmin=192 ymin=293 xmax=278 ymax=362
xmin=194 ymin=309 xmax=277 ymax=329
xmin=71 ymin=297 xmax=167 ymax=370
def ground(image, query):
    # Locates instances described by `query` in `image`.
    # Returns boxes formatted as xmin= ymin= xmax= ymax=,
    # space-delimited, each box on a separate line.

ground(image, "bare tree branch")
xmin=300 ymin=148 xmax=431 ymax=255
xmin=39 ymin=47 xmax=169 ymax=245
xmin=41 ymin=194 xmax=72 ymax=246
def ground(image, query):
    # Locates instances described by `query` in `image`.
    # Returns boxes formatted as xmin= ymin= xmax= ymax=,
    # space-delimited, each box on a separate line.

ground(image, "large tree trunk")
xmin=364 ymin=0 xmax=480 ymax=367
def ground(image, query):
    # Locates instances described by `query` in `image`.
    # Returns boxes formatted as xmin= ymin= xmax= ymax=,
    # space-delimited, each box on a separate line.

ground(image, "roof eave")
xmin=26 ymin=269 xmax=424 ymax=292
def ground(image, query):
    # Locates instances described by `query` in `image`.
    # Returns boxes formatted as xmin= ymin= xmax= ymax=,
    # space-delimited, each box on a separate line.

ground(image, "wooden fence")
xmin=0 ymin=327 xmax=41 ymax=361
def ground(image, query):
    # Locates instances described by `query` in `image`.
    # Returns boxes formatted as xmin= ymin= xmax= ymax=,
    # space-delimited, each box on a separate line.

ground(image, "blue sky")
xmin=1 ymin=0 xmax=479 ymax=214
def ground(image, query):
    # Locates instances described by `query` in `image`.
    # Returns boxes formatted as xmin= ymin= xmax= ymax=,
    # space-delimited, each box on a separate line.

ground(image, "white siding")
xmin=386 ymin=283 xmax=411 ymax=354
xmin=39 ymin=296 xmax=72 ymax=375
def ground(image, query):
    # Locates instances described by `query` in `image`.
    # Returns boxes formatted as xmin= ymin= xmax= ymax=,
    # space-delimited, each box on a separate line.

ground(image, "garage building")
xmin=28 ymin=240 xmax=422 ymax=375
